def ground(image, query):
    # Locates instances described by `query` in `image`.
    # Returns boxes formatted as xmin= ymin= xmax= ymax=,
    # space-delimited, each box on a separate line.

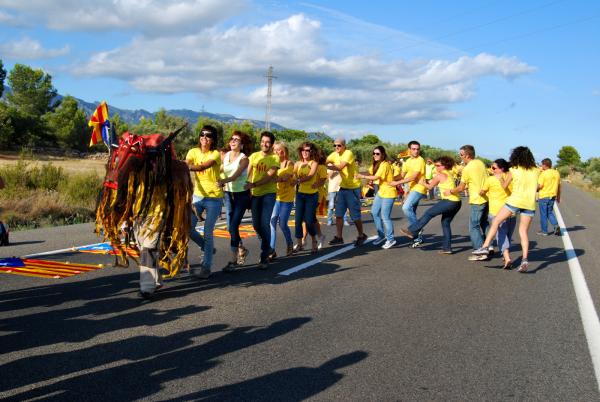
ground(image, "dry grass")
xmin=565 ymin=172 xmax=600 ymax=200
xmin=0 ymin=152 xmax=107 ymax=176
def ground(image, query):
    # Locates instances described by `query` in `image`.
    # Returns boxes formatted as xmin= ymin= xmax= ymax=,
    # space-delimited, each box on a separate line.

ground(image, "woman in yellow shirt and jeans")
xmin=294 ymin=142 xmax=320 ymax=254
xmin=186 ymin=125 xmax=224 ymax=279
xmin=473 ymin=146 xmax=540 ymax=272
xmin=269 ymin=142 xmax=295 ymax=259
xmin=480 ymin=159 xmax=515 ymax=269
xmin=400 ymin=156 xmax=462 ymax=254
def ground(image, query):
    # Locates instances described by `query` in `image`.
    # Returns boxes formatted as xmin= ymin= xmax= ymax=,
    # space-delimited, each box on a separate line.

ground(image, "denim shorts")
xmin=505 ymin=203 xmax=535 ymax=217
xmin=336 ymin=188 xmax=362 ymax=221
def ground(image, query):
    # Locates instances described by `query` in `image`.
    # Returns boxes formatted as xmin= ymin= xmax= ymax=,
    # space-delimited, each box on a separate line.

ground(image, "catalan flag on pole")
xmin=88 ymin=101 xmax=110 ymax=147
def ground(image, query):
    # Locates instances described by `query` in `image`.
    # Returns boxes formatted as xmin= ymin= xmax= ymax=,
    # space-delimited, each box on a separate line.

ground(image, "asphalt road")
xmin=1 ymin=183 xmax=599 ymax=401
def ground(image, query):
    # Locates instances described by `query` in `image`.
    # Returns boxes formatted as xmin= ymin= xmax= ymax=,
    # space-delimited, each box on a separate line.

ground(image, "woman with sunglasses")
xmin=357 ymin=146 xmax=397 ymax=249
xmin=300 ymin=148 xmax=329 ymax=250
xmin=269 ymin=141 xmax=296 ymax=259
xmin=294 ymin=142 xmax=320 ymax=254
xmin=218 ymin=130 xmax=252 ymax=271
xmin=400 ymin=156 xmax=462 ymax=254
xmin=472 ymin=146 xmax=539 ymax=272
xmin=186 ymin=125 xmax=223 ymax=279
xmin=479 ymin=159 xmax=515 ymax=269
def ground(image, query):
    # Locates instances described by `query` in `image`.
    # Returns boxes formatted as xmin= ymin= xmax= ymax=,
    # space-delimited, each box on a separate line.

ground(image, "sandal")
xmin=502 ymin=260 xmax=513 ymax=270
xmin=311 ymin=238 xmax=318 ymax=254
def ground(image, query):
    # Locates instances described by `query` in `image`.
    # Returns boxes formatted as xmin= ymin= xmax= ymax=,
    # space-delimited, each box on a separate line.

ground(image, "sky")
xmin=0 ymin=0 xmax=599 ymax=161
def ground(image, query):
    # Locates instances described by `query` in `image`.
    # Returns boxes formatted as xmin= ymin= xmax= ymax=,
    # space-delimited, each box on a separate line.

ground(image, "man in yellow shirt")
xmin=244 ymin=131 xmax=279 ymax=269
xmin=446 ymin=145 xmax=489 ymax=261
xmin=390 ymin=140 xmax=426 ymax=246
xmin=537 ymin=158 xmax=561 ymax=236
xmin=326 ymin=138 xmax=367 ymax=246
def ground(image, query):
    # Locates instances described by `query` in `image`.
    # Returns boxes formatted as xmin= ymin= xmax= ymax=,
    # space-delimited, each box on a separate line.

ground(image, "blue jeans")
xmin=190 ymin=195 xmax=223 ymax=269
xmin=408 ymin=200 xmax=462 ymax=252
xmin=371 ymin=195 xmax=395 ymax=241
xmin=327 ymin=192 xmax=349 ymax=224
xmin=402 ymin=191 xmax=426 ymax=226
xmin=469 ymin=203 xmax=489 ymax=249
xmin=270 ymin=200 xmax=294 ymax=249
xmin=251 ymin=192 xmax=276 ymax=261
xmin=295 ymin=192 xmax=318 ymax=238
xmin=225 ymin=190 xmax=251 ymax=250
xmin=538 ymin=197 xmax=558 ymax=233
xmin=336 ymin=188 xmax=362 ymax=221
xmin=489 ymin=214 xmax=516 ymax=253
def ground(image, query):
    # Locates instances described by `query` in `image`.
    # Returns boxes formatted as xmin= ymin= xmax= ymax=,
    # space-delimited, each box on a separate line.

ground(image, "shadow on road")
xmin=2 ymin=317 xmax=318 ymax=401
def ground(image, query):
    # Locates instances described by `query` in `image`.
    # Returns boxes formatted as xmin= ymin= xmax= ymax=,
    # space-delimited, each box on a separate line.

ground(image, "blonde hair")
xmin=273 ymin=141 xmax=289 ymax=159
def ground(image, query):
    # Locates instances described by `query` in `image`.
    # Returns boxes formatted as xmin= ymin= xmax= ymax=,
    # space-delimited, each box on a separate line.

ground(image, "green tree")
xmin=7 ymin=64 xmax=58 ymax=117
xmin=348 ymin=134 xmax=380 ymax=147
xmin=0 ymin=59 xmax=6 ymax=98
xmin=43 ymin=96 xmax=88 ymax=151
xmin=556 ymin=145 xmax=582 ymax=167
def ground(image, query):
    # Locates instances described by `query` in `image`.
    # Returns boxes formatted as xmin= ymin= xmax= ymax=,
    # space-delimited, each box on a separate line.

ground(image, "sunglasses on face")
xmin=334 ymin=144 xmax=343 ymax=148
xmin=230 ymin=137 xmax=241 ymax=142
xmin=200 ymin=134 xmax=213 ymax=139
xmin=373 ymin=152 xmax=381 ymax=155
xmin=302 ymin=148 xmax=312 ymax=152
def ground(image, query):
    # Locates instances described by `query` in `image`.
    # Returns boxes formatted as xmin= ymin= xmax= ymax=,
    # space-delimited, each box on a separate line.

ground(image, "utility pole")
xmin=265 ymin=66 xmax=277 ymax=131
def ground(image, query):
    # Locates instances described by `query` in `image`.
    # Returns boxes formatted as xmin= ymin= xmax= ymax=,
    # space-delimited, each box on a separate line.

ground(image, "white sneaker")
xmin=382 ymin=239 xmax=397 ymax=249
xmin=372 ymin=237 xmax=386 ymax=246
xmin=318 ymin=235 xmax=325 ymax=250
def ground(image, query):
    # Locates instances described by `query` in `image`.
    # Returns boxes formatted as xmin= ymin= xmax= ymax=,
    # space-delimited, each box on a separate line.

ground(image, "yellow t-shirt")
xmin=438 ymin=170 xmax=461 ymax=202
xmin=461 ymin=159 xmax=488 ymax=205
xmin=393 ymin=164 xmax=402 ymax=179
xmin=482 ymin=174 xmax=511 ymax=216
xmin=248 ymin=152 xmax=279 ymax=196
xmin=372 ymin=161 xmax=397 ymax=199
xmin=506 ymin=166 xmax=540 ymax=211
xmin=401 ymin=156 xmax=426 ymax=195
xmin=538 ymin=168 xmax=560 ymax=199
xmin=296 ymin=162 xmax=319 ymax=194
xmin=326 ymin=149 xmax=360 ymax=189
xmin=186 ymin=148 xmax=223 ymax=198
xmin=276 ymin=162 xmax=295 ymax=202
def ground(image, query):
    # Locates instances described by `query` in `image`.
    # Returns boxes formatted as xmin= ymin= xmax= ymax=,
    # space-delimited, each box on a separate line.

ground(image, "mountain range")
xmin=70 ymin=96 xmax=286 ymax=130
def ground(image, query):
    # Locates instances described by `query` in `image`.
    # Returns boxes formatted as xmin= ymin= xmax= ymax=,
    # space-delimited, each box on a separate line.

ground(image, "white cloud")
xmin=0 ymin=37 xmax=70 ymax=59
xmin=0 ymin=0 xmax=246 ymax=35
xmin=71 ymin=13 xmax=534 ymax=125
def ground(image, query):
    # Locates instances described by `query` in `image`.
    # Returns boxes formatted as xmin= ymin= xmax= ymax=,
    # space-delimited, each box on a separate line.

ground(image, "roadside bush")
xmin=59 ymin=172 xmax=102 ymax=205
xmin=557 ymin=166 xmax=570 ymax=178
xmin=589 ymin=171 xmax=600 ymax=187
xmin=28 ymin=163 xmax=64 ymax=190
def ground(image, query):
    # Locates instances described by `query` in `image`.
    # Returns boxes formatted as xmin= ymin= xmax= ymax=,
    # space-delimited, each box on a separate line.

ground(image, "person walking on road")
xmin=326 ymin=138 xmax=368 ymax=246
xmin=400 ymin=156 xmax=462 ymax=254
xmin=294 ymin=142 xmax=320 ymax=254
xmin=446 ymin=145 xmax=490 ymax=261
xmin=186 ymin=125 xmax=224 ymax=279
xmin=269 ymin=141 xmax=296 ymax=260
xmin=219 ymin=131 xmax=251 ymax=271
xmin=389 ymin=141 xmax=427 ymax=247
xmin=537 ymin=158 xmax=561 ymax=236
xmin=245 ymin=131 xmax=279 ymax=269
xmin=479 ymin=158 xmax=515 ymax=269
xmin=357 ymin=146 xmax=397 ymax=249
xmin=472 ymin=146 xmax=540 ymax=273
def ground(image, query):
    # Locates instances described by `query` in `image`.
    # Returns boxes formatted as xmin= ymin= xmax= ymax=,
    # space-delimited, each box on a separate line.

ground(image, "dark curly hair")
xmin=509 ymin=146 xmax=536 ymax=169
xmin=434 ymin=155 xmax=455 ymax=170
xmin=494 ymin=158 xmax=510 ymax=172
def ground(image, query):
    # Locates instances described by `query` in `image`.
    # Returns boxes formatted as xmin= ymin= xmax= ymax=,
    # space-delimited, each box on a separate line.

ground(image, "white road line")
xmin=555 ymin=203 xmax=600 ymax=392
xmin=278 ymin=236 xmax=378 ymax=276
xmin=22 ymin=242 xmax=107 ymax=258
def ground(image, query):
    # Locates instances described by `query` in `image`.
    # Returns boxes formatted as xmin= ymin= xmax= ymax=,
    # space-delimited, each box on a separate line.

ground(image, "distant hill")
xmin=67 ymin=95 xmax=286 ymax=131
xmin=1 ymin=86 xmax=285 ymax=130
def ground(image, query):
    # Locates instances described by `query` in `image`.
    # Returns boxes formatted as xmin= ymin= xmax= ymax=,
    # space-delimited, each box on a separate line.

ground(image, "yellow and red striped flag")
xmin=88 ymin=101 xmax=110 ymax=147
